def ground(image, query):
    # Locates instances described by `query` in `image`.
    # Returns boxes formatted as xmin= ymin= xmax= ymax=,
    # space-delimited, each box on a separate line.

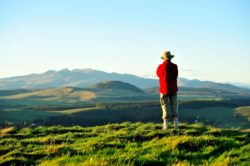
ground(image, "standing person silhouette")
xmin=156 ymin=51 xmax=179 ymax=130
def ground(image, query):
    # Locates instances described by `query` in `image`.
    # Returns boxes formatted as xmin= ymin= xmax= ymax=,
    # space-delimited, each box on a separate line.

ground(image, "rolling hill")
xmin=1 ymin=80 xmax=249 ymax=107
xmin=0 ymin=81 xmax=151 ymax=103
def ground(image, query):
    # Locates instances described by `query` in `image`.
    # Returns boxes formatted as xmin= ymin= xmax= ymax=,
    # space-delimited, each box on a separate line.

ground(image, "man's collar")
xmin=163 ymin=60 xmax=171 ymax=64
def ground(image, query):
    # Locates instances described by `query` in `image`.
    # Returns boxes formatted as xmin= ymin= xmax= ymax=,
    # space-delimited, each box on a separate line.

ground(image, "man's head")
xmin=161 ymin=51 xmax=174 ymax=60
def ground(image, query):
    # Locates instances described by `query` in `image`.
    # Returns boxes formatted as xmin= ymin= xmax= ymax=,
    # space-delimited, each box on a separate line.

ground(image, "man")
xmin=156 ymin=51 xmax=179 ymax=130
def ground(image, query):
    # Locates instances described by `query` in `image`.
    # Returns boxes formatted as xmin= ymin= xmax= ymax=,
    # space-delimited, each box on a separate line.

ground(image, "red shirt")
xmin=156 ymin=60 xmax=178 ymax=95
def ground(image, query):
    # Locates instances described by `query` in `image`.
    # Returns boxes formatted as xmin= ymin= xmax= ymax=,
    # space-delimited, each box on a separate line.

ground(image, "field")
xmin=235 ymin=106 xmax=250 ymax=121
xmin=180 ymin=107 xmax=249 ymax=129
xmin=1 ymin=122 xmax=250 ymax=165
xmin=1 ymin=99 xmax=250 ymax=130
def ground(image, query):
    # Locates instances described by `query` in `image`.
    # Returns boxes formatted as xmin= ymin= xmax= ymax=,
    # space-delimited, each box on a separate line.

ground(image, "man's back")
xmin=157 ymin=60 xmax=178 ymax=96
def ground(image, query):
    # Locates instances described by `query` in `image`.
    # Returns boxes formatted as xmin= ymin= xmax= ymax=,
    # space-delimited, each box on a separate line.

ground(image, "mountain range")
xmin=0 ymin=68 xmax=249 ymax=94
xmin=0 ymin=68 xmax=156 ymax=90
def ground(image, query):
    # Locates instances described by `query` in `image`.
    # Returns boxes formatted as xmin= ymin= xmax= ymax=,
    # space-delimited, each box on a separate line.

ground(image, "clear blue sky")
xmin=0 ymin=0 xmax=249 ymax=84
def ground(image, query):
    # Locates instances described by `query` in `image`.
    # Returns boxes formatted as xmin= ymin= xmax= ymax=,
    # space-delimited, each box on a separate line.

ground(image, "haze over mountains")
xmin=0 ymin=68 xmax=249 ymax=95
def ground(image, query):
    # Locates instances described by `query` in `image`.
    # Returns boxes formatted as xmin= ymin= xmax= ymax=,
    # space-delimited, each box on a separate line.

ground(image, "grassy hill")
xmin=92 ymin=81 xmax=145 ymax=93
xmin=0 ymin=81 xmax=152 ymax=104
xmin=0 ymin=122 xmax=249 ymax=165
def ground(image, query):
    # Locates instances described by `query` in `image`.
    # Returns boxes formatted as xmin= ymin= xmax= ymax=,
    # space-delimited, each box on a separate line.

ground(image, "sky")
xmin=0 ymin=0 xmax=250 ymax=84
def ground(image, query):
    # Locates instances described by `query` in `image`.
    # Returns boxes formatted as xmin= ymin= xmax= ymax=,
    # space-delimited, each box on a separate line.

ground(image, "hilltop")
xmin=91 ymin=80 xmax=145 ymax=93
xmin=0 ymin=122 xmax=249 ymax=165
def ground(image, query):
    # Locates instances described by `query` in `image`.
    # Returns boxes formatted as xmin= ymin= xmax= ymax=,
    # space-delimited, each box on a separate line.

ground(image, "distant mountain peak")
xmin=45 ymin=70 xmax=56 ymax=74
xmin=83 ymin=68 xmax=94 ymax=72
xmin=59 ymin=68 xmax=71 ymax=73
xmin=72 ymin=68 xmax=105 ymax=74
xmin=60 ymin=68 xmax=70 ymax=71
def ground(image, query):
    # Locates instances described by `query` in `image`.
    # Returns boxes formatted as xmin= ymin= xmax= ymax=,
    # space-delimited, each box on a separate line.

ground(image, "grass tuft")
xmin=0 ymin=126 xmax=16 ymax=137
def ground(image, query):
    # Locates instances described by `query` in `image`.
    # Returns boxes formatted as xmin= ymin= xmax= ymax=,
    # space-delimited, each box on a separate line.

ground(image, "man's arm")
xmin=176 ymin=65 xmax=178 ymax=79
xmin=156 ymin=64 xmax=162 ymax=77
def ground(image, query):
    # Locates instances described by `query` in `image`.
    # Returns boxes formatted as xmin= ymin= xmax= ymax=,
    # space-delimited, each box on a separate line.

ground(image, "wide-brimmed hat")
xmin=161 ymin=51 xmax=174 ymax=60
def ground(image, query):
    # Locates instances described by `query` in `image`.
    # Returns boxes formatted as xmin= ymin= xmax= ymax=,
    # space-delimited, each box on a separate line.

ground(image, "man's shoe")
xmin=162 ymin=119 xmax=168 ymax=130
xmin=174 ymin=117 xmax=179 ymax=129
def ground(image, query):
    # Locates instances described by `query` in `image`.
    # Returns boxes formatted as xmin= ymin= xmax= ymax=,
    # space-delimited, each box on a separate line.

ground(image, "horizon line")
xmin=1 ymin=67 xmax=250 ymax=87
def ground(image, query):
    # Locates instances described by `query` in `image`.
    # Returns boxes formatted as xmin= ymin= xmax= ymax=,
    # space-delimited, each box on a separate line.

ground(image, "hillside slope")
xmin=0 ymin=122 xmax=249 ymax=165
xmin=0 ymin=81 xmax=150 ymax=103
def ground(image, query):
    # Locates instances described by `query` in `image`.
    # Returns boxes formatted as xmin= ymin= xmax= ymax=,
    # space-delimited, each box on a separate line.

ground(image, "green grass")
xmin=0 ymin=122 xmax=249 ymax=165
xmin=0 ymin=110 xmax=60 ymax=125
xmin=0 ymin=106 xmax=100 ymax=125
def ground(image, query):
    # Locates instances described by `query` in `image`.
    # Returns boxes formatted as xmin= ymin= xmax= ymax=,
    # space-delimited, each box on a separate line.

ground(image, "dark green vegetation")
xmin=1 ymin=98 xmax=250 ymax=129
xmin=0 ymin=122 xmax=249 ymax=165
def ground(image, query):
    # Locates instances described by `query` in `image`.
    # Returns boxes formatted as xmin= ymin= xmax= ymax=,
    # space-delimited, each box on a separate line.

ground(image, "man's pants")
xmin=160 ymin=93 xmax=178 ymax=120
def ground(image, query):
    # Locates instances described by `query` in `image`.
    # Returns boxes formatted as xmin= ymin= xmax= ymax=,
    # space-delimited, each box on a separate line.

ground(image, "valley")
xmin=0 ymin=81 xmax=250 ymax=129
